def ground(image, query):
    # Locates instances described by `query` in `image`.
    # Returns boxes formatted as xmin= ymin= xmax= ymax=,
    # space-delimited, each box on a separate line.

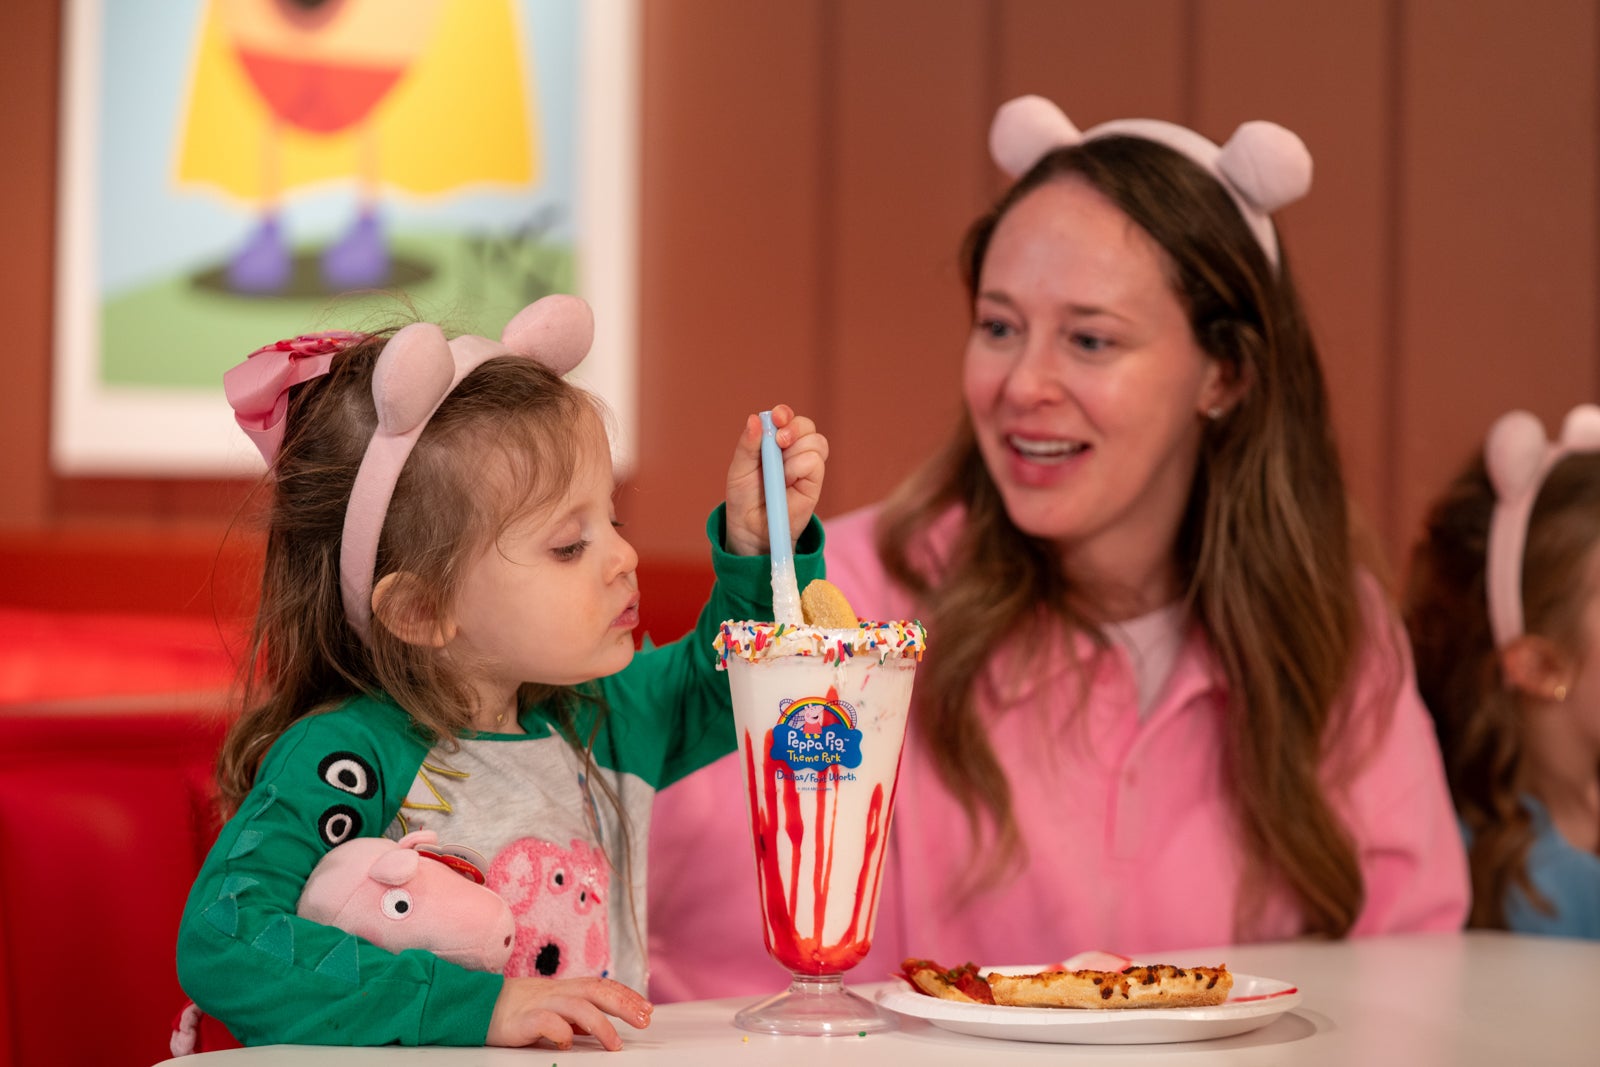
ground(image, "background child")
xmin=177 ymin=295 xmax=829 ymax=1048
xmin=1408 ymin=405 xmax=1600 ymax=939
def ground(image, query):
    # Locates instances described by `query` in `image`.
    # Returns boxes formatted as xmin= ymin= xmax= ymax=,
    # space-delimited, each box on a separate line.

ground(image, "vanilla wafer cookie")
xmin=800 ymin=578 xmax=859 ymax=628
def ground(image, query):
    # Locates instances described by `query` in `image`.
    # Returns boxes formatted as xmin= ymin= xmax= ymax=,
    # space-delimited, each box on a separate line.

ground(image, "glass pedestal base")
xmin=733 ymin=973 xmax=897 ymax=1036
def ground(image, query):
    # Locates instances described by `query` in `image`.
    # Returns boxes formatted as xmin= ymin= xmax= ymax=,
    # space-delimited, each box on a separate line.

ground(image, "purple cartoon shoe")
xmin=321 ymin=209 xmax=391 ymax=290
xmin=227 ymin=215 xmax=291 ymax=294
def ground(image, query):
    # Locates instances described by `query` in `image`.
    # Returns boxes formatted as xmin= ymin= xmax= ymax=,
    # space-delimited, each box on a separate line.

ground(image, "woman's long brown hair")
xmin=876 ymin=135 xmax=1375 ymax=938
xmin=1407 ymin=451 xmax=1600 ymax=927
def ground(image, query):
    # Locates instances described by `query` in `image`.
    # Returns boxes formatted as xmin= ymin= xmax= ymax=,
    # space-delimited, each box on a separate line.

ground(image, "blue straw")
xmin=759 ymin=412 xmax=792 ymax=560
xmin=759 ymin=411 xmax=803 ymax=624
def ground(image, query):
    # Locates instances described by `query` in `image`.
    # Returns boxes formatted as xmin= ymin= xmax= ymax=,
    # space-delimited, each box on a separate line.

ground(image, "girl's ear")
xmin=370 ymin=572 xmax=459 ymax=648
xmin=1498 ymin=633 xmax=1573 ymax=703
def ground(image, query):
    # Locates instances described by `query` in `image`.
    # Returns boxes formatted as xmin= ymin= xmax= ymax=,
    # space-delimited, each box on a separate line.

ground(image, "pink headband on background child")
xmin=1484 ymin=403 xmax=1600 ymax=648
xmin=987 ymin=95 xmax=1313 ymax=270
xmin=224 ymin=295 xmax=595 ymax=645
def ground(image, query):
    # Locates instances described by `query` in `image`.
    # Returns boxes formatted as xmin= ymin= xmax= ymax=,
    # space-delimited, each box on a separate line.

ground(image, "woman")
xmin=647 ymin=96 xmax=1468 ymax=1000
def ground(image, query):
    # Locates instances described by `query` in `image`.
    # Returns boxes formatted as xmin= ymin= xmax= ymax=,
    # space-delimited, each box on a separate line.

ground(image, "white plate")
xmin=875 ymin=967 xmax=1301 ymax=1045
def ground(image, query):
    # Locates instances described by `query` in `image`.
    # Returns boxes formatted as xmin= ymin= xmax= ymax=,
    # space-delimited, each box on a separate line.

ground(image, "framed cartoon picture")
xmin=52 ymin=0 xmax=638 ymax=475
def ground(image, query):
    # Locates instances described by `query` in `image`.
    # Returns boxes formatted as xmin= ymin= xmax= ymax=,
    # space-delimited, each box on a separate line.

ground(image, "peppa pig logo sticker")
xmin=768 ymin=695 xmax=864 ymax=775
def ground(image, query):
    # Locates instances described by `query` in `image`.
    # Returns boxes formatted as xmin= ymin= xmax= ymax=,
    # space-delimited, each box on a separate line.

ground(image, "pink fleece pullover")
xmin=646 ymin=505 xmax=1469 ymax=1002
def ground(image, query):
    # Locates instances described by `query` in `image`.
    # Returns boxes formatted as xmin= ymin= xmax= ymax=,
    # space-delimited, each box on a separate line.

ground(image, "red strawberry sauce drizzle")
xmin=742 ymin=713 xmax=893 ymax=974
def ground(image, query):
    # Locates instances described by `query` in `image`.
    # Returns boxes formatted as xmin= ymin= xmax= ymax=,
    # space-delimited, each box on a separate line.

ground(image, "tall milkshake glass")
xmin=716 ymin=619 xmax=925 ymax=1035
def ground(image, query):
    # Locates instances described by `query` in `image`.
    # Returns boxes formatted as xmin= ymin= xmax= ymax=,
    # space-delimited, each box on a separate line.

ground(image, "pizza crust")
xmin=987 ymin=964 xmax=1233 ymax=1010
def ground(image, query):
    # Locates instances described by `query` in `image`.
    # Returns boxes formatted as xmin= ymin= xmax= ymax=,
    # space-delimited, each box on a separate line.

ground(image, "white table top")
xmin=154 ymin=931 xmax=1596 ymax=1065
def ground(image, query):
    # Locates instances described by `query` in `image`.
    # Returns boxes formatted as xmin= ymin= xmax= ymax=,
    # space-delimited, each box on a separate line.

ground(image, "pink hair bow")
xmin=224 ymin=331 xmax=369 ymax=463
xmin=1485 ymin=403 xmax=1600 ymax=647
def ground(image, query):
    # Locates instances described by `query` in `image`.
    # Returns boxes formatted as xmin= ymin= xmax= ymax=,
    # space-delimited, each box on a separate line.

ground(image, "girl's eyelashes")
xmin=551 ymin=538 xmax=591 ymax=562
xmin=544 ymin=507 xmax=621 ymax=562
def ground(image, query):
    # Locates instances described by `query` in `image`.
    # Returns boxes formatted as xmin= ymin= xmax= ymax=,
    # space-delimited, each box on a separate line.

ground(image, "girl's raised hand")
xmin=486 ymin=975 xmax=652 ymax=1051
xmin=724 ymin=404 xmax=829 ymax=557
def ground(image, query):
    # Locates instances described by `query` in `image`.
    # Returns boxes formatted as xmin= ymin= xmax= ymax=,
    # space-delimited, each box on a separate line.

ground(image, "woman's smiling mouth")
xmin=1007 ymin=434 xmax=1088 ymax=463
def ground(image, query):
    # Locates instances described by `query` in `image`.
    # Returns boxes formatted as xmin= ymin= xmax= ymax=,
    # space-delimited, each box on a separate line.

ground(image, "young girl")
xmin=177 ymin=295 xmax=830 ymax=1048
xmin=1408 ymin=405 xmax=1600 ymax=938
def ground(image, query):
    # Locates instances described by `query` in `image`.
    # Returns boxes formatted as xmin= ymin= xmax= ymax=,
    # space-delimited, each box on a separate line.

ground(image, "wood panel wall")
xmin=3 ymin=0 xmax=1597 ymax=600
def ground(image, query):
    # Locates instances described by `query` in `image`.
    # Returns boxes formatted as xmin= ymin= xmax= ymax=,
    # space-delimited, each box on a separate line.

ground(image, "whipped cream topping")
xmin=715 ymin=619 xmax=927 ymax=667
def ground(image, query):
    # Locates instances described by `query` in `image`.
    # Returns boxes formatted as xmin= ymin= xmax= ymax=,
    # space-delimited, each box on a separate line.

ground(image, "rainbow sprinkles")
xmin=716 ymin=619 xmax=927 ymax=667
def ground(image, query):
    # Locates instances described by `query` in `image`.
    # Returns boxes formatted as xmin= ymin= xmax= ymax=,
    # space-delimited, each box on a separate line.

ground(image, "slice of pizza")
xmin=898 ymin=958 xmax=995 ymax=1004
xmin=987 ymin=963 xmax=1233 ymax=1010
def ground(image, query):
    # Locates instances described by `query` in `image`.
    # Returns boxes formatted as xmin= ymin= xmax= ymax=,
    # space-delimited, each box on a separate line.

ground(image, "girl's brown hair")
xmin=876 ymin=134 xmax=1377 ymax=938
xmin=1406 ymin=450 xmax=1600 ymax=927
xmin=216 ymin=333 xmax=608 ymax=814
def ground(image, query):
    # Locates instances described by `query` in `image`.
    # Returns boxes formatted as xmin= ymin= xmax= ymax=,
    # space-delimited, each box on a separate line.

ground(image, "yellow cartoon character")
xmin=177 ymin=0 xmax=538 ymax=294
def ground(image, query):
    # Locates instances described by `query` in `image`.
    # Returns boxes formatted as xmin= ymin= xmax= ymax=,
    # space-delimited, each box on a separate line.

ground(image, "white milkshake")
xmin=716 ymin=618 xmax=925 ymax=1034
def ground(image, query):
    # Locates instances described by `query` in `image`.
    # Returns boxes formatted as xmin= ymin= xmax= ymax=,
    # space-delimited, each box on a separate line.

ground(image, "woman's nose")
xmin=1000 ymin=335 xmax=1066 ymax=407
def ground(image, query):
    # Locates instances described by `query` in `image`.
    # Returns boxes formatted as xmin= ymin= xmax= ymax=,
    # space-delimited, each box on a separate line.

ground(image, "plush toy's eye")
xmin=319 ymin=804 xmax=362 ymax=847
xmin=548 ymin=867 xmax=568 ymax=892
xmin=381 ymin=888 xmax=414 ymax=920
xmin=318 ymin=753 xmax=377 ymax=798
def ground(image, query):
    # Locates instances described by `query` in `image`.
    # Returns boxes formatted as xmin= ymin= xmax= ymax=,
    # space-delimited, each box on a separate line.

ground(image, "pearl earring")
xmin=1206 ymin=405 xmax=1226 ymax=420
xmin=1552 ymin=684 xmax=1569 ymax=702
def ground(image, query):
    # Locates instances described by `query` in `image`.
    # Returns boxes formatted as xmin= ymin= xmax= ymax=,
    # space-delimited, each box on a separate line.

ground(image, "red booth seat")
xmin=0 ymin=694 xmax=234 ymax=1067
xmin=0 ymin=608 xmax=242 ymax=704
xmin=0 ymin=592 xmax=245 ymax=1065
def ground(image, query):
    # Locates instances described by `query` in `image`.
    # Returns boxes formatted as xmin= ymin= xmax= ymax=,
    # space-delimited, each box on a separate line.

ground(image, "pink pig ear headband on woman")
xmin=223 ymin=294 xmax=595 ymax=644
xmin=988 ymin=95 xmax=1313 ymax=270
xmin=1484 ymin=403 xmax=1600 ymax=648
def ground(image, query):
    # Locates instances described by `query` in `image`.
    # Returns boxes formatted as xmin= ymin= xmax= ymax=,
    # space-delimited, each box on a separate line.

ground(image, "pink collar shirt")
xmin=646 ymin=506 xmax=1468 ymax=1002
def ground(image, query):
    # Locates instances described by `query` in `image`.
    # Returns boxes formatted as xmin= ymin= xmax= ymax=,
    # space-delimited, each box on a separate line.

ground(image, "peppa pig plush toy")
xmin=295 ymin=829 xmax=516 ymax=972
xmin=171 ymin=830 xmax=514 ymax=1056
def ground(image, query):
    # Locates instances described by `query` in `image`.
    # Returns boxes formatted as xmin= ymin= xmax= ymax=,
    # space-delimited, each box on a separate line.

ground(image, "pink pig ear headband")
xmin=223 ymin=294 xmax=595 ymax=644
xmin=1484 ymin=404 xmax=1600 ymax=648
xmin=988 ymin=95 xmax=1313 ymax=270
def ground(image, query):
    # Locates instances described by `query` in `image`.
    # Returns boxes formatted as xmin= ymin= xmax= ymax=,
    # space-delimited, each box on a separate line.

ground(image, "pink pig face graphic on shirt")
xmin=487 ymin=836 xmax=610 ymax=979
